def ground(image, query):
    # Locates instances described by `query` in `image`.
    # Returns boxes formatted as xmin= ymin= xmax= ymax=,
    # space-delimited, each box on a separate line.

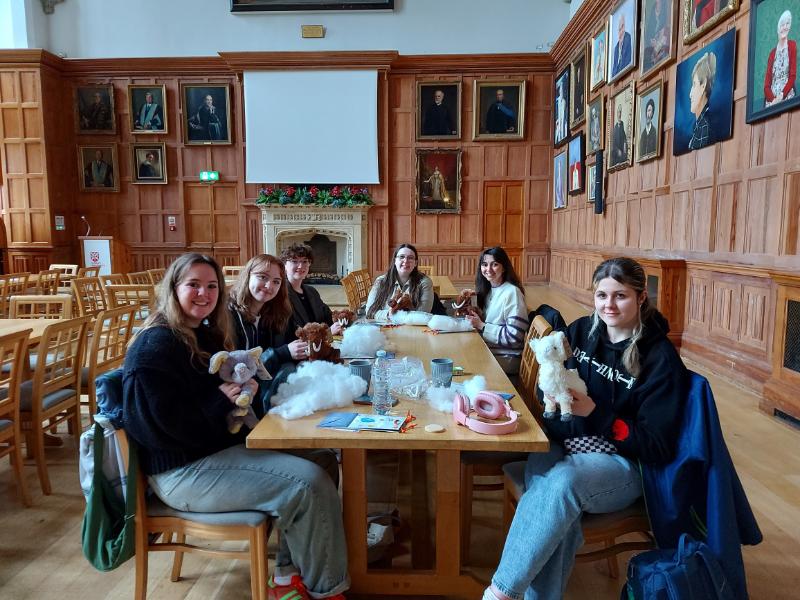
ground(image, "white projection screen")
xmin=243 ymin=70 xmax=379 ymax=184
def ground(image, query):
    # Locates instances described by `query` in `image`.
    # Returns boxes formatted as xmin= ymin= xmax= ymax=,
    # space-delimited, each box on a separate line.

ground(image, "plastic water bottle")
xmin=372 ymin=350 xmax=391 ymax=415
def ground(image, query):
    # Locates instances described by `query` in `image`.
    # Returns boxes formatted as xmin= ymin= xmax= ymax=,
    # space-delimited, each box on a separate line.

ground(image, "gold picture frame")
xmin=570 ymin=47 xmax=587 ymax=128
xmin=181 ymin=83 xmax=232 ymax=145
xmin=415 ymin=149 xmax=462 ymax=214
xmin=682 ymin=0 xmax=739 ymax=45
xmin=78 ymin=144 xmax=119 ymax=193
xmin=607 ymin=0 xmax=639 ymax=84
xmin=131 ymin=142 xmax=168 ymax=185
xmin=587 ymin=95 xmax=605 ymax=155
xmin=416 ymin=80 xmax=461 ymax=140
xmin=635 ymin=80 xmax=663 ymax=163
xmin=473 ymin=80 xmax=526 ymax=141
xmin=640 ymin=0 xmax=678 ymax=80
xmin=590 ymin=26 xmax=608 ymax=91
xmin=74 ymin=85 xmax=115 ymax=134
xmin=128 ymin=84 xmax=168 ymax=134
xmin=607 ymin=81 xmax=636 ymax=172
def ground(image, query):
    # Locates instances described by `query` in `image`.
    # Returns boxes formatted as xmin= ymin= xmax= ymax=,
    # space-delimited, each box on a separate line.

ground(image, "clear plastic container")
xmin=371 ymin=350 xmax=391 ymax=415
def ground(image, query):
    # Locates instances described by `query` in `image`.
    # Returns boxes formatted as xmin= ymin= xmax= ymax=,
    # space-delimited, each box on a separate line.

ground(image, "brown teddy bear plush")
xmin=451 ymin=288 xmax=477 ymax=317
xmin=387 ymin=289 xmax=413 ymax=314
xmin=295 ymin=322 xmax=342 ymax=363
xmin=331 ymin=308 xmax=356 ymax=329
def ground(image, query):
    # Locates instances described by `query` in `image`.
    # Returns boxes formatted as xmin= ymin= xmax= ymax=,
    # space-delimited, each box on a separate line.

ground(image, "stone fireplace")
xmin=260 ymin=205 xmax=370 ymax=278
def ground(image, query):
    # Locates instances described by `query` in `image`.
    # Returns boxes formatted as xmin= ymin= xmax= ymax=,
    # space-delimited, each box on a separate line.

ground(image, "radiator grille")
xmin=783 ymin=300 xmax=800 ymax=373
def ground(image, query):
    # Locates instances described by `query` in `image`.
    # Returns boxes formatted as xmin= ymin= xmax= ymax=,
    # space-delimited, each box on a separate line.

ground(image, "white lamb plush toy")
xmin=530 ymin=330 xmax=587 ymax=421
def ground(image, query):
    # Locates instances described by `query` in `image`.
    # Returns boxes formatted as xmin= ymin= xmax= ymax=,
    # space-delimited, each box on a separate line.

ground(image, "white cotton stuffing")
xmin=268 ymin=361 xmax=367 ymax=420
xmin=340 ymin=323 xmax=387 ymax=358
xmin=390 ymin=311 xmax=433 ymax=326
xmin=425 ymin=375 xmax=487 ymax=413
xmin=428 ymin=315 xmax=474 ymax=332
xmin=463 ymin=375 xmax=487 ymax=400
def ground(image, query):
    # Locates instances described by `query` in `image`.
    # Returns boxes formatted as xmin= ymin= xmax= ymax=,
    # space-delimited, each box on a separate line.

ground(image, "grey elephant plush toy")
xmin=209 ymin=346 xmax=272 ymax=434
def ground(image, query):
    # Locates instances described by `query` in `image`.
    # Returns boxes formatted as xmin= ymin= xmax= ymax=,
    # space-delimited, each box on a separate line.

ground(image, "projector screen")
xmin=244 ymin=70 xmax=379 ymax=184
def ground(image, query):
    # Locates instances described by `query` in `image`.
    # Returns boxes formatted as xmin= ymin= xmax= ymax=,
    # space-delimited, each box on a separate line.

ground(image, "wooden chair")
xmin=341 ymin=272 xmax=360 ymax=312
xmin=80 ymin=305 xmax=138 ymax=423
xmin=48 ymin=264 xmax=78 ymax=277
xmin=10 ymin=294 xmax=73 ymax=319
xmin=77 ymin=266 xmax=100 ymax=278
xmin=0 ymin=328 xmax=33 ymax=507
xmin=223 ymin=265 xmax=243 ymax=278
xmin=0 ymin=272 xmax=31 ymax=317
xmin=351 ymin=269 xmax=371 ymax=307
xmin=459 ymin=315 xmax=553 ymax=564
xmin=71 ymin=277 xmax=107 ymax=318
xmin=503 ymin=461 xmax=654 ymax=578
xmin=147 ymin=268 xmax=166 ymax=285
xmin=105 ymin=284 xmax=155 ymax=329
xmin=19 ymin=315 xmax=92 ymax=494
xmin=35 ymin=269 xmax=61 ymax=295
xmin=127 ymin=271 xmax=153 ymax=285
xmin=100 ymin=273 xmax=128 ymax=288
xmin=417 ymin=265 xmax=436 ymax=277
xmin=114 ymin=429 xmax=272 ymax=600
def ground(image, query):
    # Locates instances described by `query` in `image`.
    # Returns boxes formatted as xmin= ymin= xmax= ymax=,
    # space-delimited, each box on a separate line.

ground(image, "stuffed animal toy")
xmin=331 ymin=308 xmax=356 ymax=329
xmin=387 ymin=289 xmax=413 ymax=314
xmin=295 ymin=322 xmax=342 ymax=363
xmin=530 ymin=331 xmax=587 ymax=421
xmin=451 ymin=288 xmax=477 ymax=317
xmin=209 ymin=346 xmax=272 ymax=434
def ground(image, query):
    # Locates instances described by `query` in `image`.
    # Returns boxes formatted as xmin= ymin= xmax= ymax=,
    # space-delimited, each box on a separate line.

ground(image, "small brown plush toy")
xmin=295 ymin=322 xmax=342 ymax=363
xmin=387 ymin=289 xmax=413 ymax=314
xmin=451 ymin=288 xmax=477 ymax=317
xmin=331 ymin=308 xmax=356 ymax=329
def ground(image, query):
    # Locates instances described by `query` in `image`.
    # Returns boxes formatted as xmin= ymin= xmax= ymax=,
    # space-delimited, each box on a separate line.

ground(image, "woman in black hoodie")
xmin=485 ymin=257 xmax=687 ymax=600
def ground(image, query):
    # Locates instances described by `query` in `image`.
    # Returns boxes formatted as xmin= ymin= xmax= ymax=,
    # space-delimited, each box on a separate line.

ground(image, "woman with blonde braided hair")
xmin=484 ymin=256 xmax=687 ymax=600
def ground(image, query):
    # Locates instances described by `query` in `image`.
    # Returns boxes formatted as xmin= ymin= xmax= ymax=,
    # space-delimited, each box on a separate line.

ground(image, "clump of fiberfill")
xmin=268 ymin=361 xmax=367 ymax=420
xmin=340 ymin=323 xmax=387 ymax=358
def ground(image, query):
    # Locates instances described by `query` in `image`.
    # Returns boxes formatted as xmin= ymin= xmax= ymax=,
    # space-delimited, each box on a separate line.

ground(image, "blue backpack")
xmin=622 ymin=534 xmax=734 ymax=600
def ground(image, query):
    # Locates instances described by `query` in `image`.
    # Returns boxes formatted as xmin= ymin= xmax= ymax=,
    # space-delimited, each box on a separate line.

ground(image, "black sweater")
xmin=288 ymin=283 xmax=333 ymax=330
xmin=229 ymin=304 xmax=295 ymax=362
xmin=122 ymin=325 xmax=245 ymax=475
xmin=545 ymin=312 xmax=687 ymax=464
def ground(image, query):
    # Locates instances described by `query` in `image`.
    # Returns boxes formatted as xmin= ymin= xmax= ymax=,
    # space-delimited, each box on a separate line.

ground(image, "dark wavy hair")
xmin=133 ymin=252 xmax=234 ymax=366
xmin=280 ymin=243 xmax=314 ymax=263
xmin=366 ymin=243 xmax=426 ymax=319
xmin=228 ymin=254 xmax=292 ymax=333
xmin=589 ymin=257 xmax=655 ymax=377
xmin=475 ymin=247 xmax=525 ymax=311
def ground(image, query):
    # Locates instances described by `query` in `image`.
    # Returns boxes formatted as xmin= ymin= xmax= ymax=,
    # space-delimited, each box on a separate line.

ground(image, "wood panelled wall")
xmin=549 ymin=0 xmax=800 ymax=398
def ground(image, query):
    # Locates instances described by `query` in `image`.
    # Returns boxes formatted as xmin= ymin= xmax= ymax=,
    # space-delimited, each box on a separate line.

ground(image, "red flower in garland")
xmin=285 ymin=186 xmax=296 ymax=197
xmin=331 ymin=186 xmax=341 ymax=197
xmin=309 ymin=186 xmax=319 ymax=196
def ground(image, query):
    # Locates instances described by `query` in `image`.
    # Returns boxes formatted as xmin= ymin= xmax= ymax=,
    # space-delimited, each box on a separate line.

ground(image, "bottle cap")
xmin=376 ymin=350 xmax=387 ymax=357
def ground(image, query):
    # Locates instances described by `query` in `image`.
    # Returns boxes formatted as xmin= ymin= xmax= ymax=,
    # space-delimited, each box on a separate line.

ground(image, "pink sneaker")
xmin=267 ymin=575 xmax=310 ymax=600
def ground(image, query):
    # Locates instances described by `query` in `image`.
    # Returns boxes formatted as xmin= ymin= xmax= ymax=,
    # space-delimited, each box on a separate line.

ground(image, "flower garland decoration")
xmin=257 ymin=185 xmax=373 ymax=207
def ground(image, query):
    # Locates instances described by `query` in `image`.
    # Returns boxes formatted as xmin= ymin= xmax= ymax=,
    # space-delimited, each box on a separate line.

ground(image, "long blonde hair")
xmin=589 ymin=257 xmax=654 ymax=377
xmin=228 ymin=254 xmax=292 ymax=333
xmin=132 ymin=253 xmax=234 ymax=366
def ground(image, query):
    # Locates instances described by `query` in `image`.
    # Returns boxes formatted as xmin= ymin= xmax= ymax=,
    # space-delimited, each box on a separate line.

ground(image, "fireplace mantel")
xmin=259 ymin=204 xmax=371 ymax=273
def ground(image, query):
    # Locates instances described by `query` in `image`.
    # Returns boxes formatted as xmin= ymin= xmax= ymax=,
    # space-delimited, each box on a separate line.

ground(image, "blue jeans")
xmin=149 ymin=444 xmax=349 ymax=598
xmin=492 ymin=445 xmax=642 ymax=600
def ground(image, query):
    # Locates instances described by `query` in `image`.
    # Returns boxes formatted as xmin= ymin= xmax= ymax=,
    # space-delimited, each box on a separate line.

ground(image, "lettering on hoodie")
xmin=572 ymin=347 xmax=636 ymax=390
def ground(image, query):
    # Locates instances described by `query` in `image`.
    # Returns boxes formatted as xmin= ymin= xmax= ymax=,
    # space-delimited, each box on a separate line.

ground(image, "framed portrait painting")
xmin=635 ymin=81 xmax=663 ymax=162
xmin=608 ymin=81 xmax=635 ymax=171
xmin=78 ymin=145 xmax=119 ymax=192
xmin=607 ymin=0 xmax=638 ymax=84
xmin=568 ymin=134 xmax=584 ymax=194
xmin=415 ymin=149 xmax=461 ymax=214
xmin=683 ymin=0 xmax=739 ymax=44
xmin=554 ymin=67 xmax=571 ymax=146
xmin=587 ymin=96 xmax=605 ymax=154
xmin=128 ymin=84 xmax=167 ymax=134
xmin=590 ymin=28 xmax=608 ymax=91
xmin=74 ymin=85 xmax=115 ymax=134
xmin=182 ymin=84 xmax=232 ymax=145
xmin=587 ymin=160 xmax=602 ymax=202
xmin=131 ymin=142 xmax=167 ymax=185
xmin=746 ymin=0 xmax=800 ymax=123
xmin=570 ymin=49 xmax=587 ymax=127
xmin=640 ymin=0 xmax=678 ymax=78
xmin=473 ymin=81 xmax=526 ymax=140
xmin=553 ymin=150 xmax=568 ymax=210
xmin=673 ymin=28 xmax=736 ymax=155
xmin=417 ymin=81 xmax=461 ymax=140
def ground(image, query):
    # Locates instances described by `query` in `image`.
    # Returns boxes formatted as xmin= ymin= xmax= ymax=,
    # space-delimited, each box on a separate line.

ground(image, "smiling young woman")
xmin=365 ymin=243 xmax=434 ymax=320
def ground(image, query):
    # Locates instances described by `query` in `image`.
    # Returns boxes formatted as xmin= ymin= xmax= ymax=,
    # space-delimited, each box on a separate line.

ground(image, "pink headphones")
xmin=453 ymin=391 xmax=519 ymax=435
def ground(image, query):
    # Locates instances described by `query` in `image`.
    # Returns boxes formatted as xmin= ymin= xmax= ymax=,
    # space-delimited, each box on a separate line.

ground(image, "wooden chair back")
xmin=0 ymin=272 xmax=31 ymax=317
xmin=77 ymin=266 xmax=100 ymax=278
xmin=82 ymin=305 xmax=138 ymax=420
xmin=100 ymin=273 xmax=128 ymax=288
xmin=127 ymin=271 xmax=153 ymax=285
xmin=147 ymin=268 xmax=166 ymax=285
xmin=48 ymin=264 xmax=78 ymax=276
xmin=71 ymin=277 xmax=107 ymax=318
xmin=112 ymin=428 xmax=272 ymax=600
xmin=341 ymin=272 xmax=360 ymax=311
xmin=9 ymin=294 xmax=73 ymax=319
xmin=22 ymin=315 xmax=92 ymax=494
xmin=35 ymin=269 xmax=61 ymax=295
xmin=417 ymin=264 xmax=435 ymax=276
xmin=0 ymin=328 xmax=33 ymax=506
xmin=351 ymin=269 xmax=371 ymax=306
xmin=518 ymin=315 xmax=554 ymax=419
xmin=223 ymin=265 xmax=243 ymax=278
xmin=105 ymin=284 xmax=155 ymax=329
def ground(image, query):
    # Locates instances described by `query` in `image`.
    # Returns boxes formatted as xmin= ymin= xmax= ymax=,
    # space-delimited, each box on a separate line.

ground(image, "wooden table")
xmin=430 ymin=275 xmax=459 ymax=299
xmin=0 ymin=318 xmax=53 ymax=345
xmin=248 ymin=326 xmax=548 ymax=598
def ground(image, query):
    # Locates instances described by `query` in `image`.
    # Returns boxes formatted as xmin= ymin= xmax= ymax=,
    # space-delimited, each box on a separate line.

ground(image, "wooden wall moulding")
xmin=62 ymin=57 xmax=228 ymax=76
xmin=762 ymin=273 xmax=800 ymax=421
xmin=392 ymin=54 xmax=554 ymax=74
xmin=219 ymin=51 xmax=399 ymax=72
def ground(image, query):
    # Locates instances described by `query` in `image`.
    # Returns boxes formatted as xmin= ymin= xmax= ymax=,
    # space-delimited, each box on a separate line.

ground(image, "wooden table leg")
xmin=342 ymin=448 xmax=368 ymax=582
xmin=435 ymin=449 xmax=462 ymax=577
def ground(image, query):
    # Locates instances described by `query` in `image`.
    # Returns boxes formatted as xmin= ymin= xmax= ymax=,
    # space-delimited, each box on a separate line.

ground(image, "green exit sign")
xmin=199 ymin=170 xmax=219 ymax=182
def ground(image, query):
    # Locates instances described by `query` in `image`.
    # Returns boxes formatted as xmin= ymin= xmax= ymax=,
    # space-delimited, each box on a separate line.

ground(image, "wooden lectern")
xmin=78 ymin=236 xmax=130 ymax=276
